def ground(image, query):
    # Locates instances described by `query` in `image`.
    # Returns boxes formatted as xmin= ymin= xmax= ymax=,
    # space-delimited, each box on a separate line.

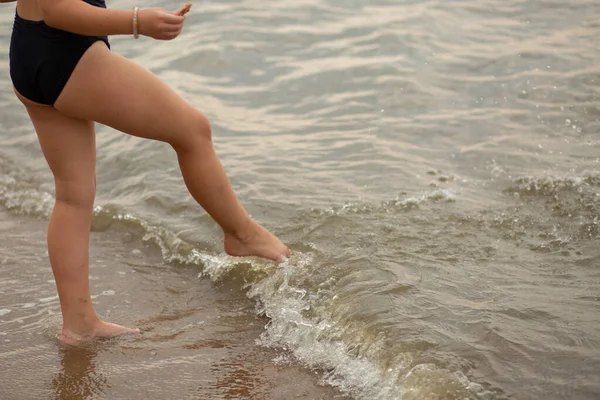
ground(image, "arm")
xmin=37 ymin=0 xmax=189 ymax=39
xmin=38 ymin=0 xmax=134 ymax=36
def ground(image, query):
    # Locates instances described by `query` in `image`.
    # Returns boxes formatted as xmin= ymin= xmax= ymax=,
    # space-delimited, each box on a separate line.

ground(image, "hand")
xmin=138 ymin=8 xmax=186 ymax=41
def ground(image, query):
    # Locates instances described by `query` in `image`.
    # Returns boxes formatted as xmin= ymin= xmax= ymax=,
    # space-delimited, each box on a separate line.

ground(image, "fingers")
xmin=163 ymin=25 xmax=182 ymax=33
xmin=160 ymin=24 xmax=184 ymax=40
xmin=162 ymin=12 xmax=185 ymax=25
xmin=163 ymin=26 xmax=183 ymax=36
xmin=155 ymin=7 xmax=188 ymax=41
xmin=161 ymin=10 xmax=185 ymax=37
xmin=162 ymin=32 xmax=181 ymax=41
xmin=163 ymin=20 xmax=184 ymax=33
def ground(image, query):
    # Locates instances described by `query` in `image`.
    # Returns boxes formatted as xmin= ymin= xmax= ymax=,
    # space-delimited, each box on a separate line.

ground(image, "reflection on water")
xmin=210 ymin=358 xmax=264 ymax=400
xmin=51 ymin=345 xmax=107 ymax=400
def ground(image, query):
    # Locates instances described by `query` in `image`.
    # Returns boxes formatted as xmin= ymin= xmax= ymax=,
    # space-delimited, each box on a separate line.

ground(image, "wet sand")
xmin=0 ymin=208 xmax=348 ymax=400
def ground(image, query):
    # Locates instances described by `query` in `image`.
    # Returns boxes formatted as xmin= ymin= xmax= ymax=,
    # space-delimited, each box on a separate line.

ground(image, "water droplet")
xmin=560 ymin=106 xmax=564 ymax=111
xmin=565 ymin=119 xmax=571 ymax=125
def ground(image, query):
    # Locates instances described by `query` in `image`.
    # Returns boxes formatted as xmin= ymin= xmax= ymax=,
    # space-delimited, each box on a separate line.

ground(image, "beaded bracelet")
xmin=133 ymin=6 xmax=139 ymax=39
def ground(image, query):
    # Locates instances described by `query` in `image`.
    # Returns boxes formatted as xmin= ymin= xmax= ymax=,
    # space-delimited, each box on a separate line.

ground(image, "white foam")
xmin=246 ymin=255 xmax=403 ymax=399
xmin=317 ymin=189 xmax=457 ymax=217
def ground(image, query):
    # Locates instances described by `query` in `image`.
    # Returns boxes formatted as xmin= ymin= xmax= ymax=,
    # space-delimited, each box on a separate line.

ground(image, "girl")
xmin=5 ymin=0 xmax=290 ymax=345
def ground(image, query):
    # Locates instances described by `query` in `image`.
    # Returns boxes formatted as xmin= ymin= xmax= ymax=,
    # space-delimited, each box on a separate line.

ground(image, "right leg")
xmin=14 ymin=90 xmax=138 ymax=345
xmin=55 ymin=42 xmax=289 ymax=262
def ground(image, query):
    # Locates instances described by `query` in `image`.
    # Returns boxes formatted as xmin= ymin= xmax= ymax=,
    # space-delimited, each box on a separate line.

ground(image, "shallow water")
xmin=1 ymin=0 xmax=599 ymax=399
xmin=0 ymin=208 xmax=347 ymax=399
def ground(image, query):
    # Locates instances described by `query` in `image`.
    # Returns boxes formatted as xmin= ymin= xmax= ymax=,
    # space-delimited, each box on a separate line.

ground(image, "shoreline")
xmin=0 ymin=207 xmax=350 ymax=400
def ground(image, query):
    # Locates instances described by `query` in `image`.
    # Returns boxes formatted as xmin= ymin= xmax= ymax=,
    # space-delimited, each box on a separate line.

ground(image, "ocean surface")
xmin=1 ymin=0 xmax=599 ymax=399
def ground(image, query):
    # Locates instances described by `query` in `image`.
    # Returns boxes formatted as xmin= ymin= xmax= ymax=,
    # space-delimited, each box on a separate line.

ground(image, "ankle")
xmin=62 ymin=311 xmax=101 ymax=335
xmin=226 ymin=217 xmax=255 ymax=241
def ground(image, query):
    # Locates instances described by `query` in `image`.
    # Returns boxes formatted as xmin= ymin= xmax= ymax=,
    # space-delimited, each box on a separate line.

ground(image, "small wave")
xmin=317 ymin=189 xmax=457 ymax=216
xmin=507 ymin=172 xmax=600 ymax=197
xmin=0 ymin=166 xmax=487 ymax=399
xmin=503 ymin=172 xmax=600 ymax=242
xmin=245 ymin=255 xmax=485 ymax=400
xmin=0 ymin=174 xmax=53 ymax=217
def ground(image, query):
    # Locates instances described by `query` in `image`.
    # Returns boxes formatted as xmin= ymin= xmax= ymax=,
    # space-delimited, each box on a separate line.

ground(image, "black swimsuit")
xmin=9 ymin=0 xmax=110 ymax=106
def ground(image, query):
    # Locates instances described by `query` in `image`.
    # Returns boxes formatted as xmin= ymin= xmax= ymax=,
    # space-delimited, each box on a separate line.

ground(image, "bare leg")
xmin=55 ymin=42 xmax=290 ymax=262
xmin=15 ymin=90 xmax=139 ymax=345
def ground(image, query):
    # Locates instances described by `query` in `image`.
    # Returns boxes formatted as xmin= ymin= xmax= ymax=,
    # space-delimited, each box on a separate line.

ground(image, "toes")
xmin=115 ymin=326 xmax=141 ymax=336
xmin=277 ymin=249 xmax=291 ymax=263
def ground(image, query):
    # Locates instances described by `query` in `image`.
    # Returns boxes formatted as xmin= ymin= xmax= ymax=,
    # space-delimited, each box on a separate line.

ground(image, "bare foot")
xmin=60 ymin=320 xmax=140 ymax=346
xmin=224 ymin=220 xmax=291 ymax=262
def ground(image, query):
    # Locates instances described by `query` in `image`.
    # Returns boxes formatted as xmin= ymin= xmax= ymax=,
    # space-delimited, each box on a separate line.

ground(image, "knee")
xmin=172 ymin=111 xmax=213 ymax=153
xmin=54 ymin=179 xmax=96 ymax=210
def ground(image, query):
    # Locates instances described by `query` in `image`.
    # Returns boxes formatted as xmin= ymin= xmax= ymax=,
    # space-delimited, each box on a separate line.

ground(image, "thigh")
xmin=15 ymin=89 xmax=96 ymax=201
xmin=54 ymin=41 xmax=205 ymax=150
